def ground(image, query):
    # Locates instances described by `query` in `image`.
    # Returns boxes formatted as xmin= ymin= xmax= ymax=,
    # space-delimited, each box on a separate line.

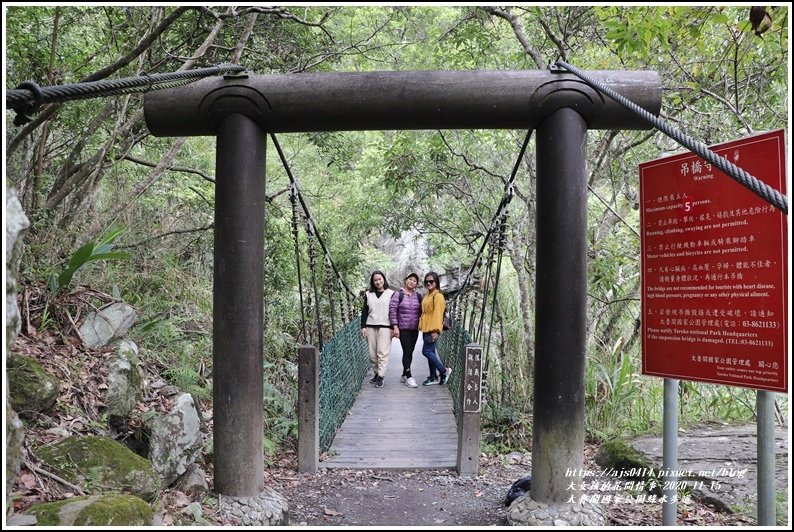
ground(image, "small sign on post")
xmin=458 ymin=343 xmax=483 ymax=477
xmin=463 ymin=344 xmax=484 ymax=413
xmin=639 ymin=129 xmax=788 ymax=392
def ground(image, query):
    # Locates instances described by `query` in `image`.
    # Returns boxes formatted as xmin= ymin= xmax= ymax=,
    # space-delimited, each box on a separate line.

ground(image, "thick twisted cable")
xmin=6 ymin=64 xmax=246 ymax=109
xmin=554 ymin=60 xmax=787 ymax=215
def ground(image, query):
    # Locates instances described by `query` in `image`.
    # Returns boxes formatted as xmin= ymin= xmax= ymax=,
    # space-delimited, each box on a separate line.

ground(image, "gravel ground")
xmin=258 ymin=448 xmax=755 ymax=527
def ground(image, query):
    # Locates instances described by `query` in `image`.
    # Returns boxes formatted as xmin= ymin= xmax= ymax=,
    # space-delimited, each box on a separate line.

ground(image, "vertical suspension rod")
xmin=485 ymin=213 xmax=508 ymax=368
xmin=289 ymin=184 xmax=308 ymax=342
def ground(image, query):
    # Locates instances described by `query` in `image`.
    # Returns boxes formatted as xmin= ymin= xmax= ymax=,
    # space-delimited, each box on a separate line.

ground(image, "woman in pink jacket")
xmin=389 ymin=272 xmax=423 ymax=388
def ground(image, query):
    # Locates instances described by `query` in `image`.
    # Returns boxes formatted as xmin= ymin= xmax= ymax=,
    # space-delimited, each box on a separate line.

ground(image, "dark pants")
xmin=399 ymin=329 xmax=419 ymax=377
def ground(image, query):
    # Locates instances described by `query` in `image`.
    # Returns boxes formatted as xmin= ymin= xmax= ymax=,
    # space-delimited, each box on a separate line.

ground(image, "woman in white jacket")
xmin=360 ymin=270 xmax=394 ymax=388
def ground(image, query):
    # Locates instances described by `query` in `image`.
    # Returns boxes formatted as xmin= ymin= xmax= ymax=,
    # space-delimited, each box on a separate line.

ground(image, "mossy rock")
xmin=7 ymin=354 xmax=59 ymax=416
xmin=26 ymin=494 xmax=152 ymax=526
xmin=594 ymin=440 xmax=656 ymax=477
xmin=36 ymin=436 xmax=160 ymax=501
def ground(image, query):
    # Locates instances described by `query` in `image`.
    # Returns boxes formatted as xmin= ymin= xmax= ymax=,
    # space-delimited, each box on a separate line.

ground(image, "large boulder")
xmin=36 ymin=435 xmax=160 ymax=502
xmin=6 ymin=188 xmax=28 ymax=351
xmin=6 ymin=189 xmax=29 ymax=503
xmin=79 ymin=302 xmax=137 ymax=348
xmin=24 ymin=494 xmax=153 ymax=526
xmin=148 ymin=393 xmax=204 ymax=487
xmin=7 ymin=354 xmax=60 ymax=416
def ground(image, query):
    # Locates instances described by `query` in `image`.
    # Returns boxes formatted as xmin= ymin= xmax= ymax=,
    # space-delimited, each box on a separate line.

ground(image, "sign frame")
xmin=640 ymin=129 xmax=788 ymax=392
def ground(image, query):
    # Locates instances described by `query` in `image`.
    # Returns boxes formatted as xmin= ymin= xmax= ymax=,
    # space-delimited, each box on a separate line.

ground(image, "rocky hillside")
xmin=6 ymin=284 xmax=220 ymax=525
xmin=5 ymin=191 xmax=225 ymax=526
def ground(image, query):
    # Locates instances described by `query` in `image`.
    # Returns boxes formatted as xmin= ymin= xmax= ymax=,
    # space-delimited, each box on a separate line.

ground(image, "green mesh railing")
xmin=318 ymin=319 xmax=370 ymax=452
xmin=437 ymin=318 xmax=473 ymax=427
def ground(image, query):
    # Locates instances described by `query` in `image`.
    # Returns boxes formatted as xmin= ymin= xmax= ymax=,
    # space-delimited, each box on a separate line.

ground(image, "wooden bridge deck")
xmin=323 ymin=336 xmax=458 ymax=470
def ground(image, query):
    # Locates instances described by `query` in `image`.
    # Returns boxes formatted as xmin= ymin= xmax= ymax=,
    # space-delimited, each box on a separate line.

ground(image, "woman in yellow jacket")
xmin=418 ymin=271 xmax=452 ymax=386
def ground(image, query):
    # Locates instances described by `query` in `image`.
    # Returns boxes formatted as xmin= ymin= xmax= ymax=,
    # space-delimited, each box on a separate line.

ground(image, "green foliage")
xmin=39 ymin=301 xmax=54 ymax=330
xmin=677 ymin=382 xmax=756 ymax=424
xmin=49 ymin=227 xmax=130 ymax=293
xmin=262 ymin=361 xmax=299 ymax=459
xmin=586 ymin=341 xmax=650 ymax=440
xmin=597 ymin=7 xmax=729 ymax=57
xmin=600 ymin=7 xmax=673 ymax=55
xmin=132 ymin=313 xmax=212 ymax=402
xmin=6 ymin=5 xmax=788 ymax=462
xmin=482 ymin=406 xmax=531 ymax=456
xmin=163 ymin=366 xmax=209 ymax=401
xmin=776 ymin=489 xmax=788 ymax=527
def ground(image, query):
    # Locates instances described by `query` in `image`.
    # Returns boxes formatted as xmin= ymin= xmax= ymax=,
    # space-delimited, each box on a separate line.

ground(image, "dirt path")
xmin=262 ymin=445 xmax=757 ymax=527
xmin=271 ymin=468 xmax=507 ymax=526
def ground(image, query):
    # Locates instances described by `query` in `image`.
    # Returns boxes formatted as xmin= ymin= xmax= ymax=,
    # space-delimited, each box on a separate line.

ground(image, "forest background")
xmin=3 ymin=5 xmax=790 ymax=467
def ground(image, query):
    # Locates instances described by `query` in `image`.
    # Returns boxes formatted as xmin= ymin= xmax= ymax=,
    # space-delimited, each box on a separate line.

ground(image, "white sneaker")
xmin=400 ymin=375 xmax=407 ymax=383
xmin=405 ymin=377 xmax=418 ymax=388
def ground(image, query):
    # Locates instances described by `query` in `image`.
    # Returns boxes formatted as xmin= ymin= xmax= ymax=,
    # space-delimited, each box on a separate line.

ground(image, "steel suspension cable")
xmin=7 ymin=64 xmax=246 ymax=126
xmin=323 ymin=257 xmax=337 ymax=335
xmin=554 ymin=60 xmax=788 ymax=215
xmin=466 ymin=284 xmax=480 ymax=338
xmin=460 ymin=290 xmax=471 ymax=332
xmin=337 ymin=279 xmax=348 ymax=330
xmin=476 ymin=244 xmax=497 ymax=342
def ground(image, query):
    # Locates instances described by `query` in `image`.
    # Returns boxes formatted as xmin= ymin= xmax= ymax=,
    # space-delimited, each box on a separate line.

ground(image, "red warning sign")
xmin=640 ymin=129 xmax=788 ymax=392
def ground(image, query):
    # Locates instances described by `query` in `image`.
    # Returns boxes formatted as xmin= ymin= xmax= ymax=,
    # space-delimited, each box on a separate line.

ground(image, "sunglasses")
xmin=424 ymin=280 xmax=435 ymax=286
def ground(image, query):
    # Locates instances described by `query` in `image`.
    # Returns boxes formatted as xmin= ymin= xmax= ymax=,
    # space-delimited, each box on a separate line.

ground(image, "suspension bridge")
xmin=271 ymin=122 xmax=517 ymax=474
xmin=136 ymin=67 xmax=781 ymax=509
xmin=279 ymin=126 xmax=506 ymax=474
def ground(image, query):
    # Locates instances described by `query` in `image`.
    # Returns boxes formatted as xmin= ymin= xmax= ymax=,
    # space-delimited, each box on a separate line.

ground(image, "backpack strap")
xmin=399 ymin=289 xmax=422 ymax=304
